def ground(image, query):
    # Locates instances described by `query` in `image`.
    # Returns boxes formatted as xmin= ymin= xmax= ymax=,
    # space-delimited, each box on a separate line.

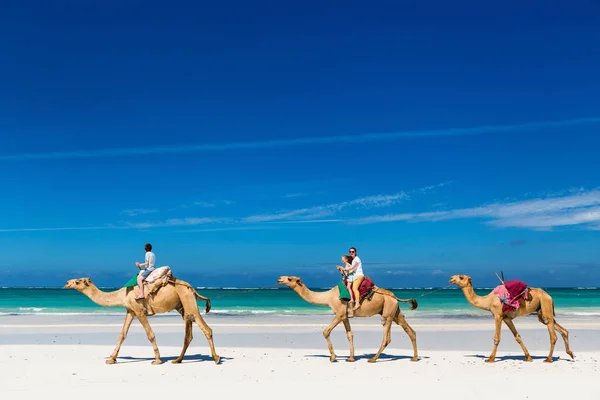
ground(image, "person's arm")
xmin=344 ymin=260 xmax=358 ymax=272
xmin=136 ymin=261 xmax=149 ymax=268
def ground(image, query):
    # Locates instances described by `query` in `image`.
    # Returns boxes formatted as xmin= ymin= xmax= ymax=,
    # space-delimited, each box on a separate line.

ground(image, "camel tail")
xmin=398 ymin=298 xmax=418 ymax=311
xmin=192 ymin=289 xmax=212 ymax=314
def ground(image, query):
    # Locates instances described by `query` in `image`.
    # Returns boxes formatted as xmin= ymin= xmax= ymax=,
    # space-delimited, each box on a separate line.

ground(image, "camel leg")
xmin=136 ymin=313 xmax=162 ymax=365
xmin=172 ymin=318 xmax=193 ymax=364
xmin=502 ymin=318 xmax=532 ymax=362
xmin=106 ymin=311 xmax=135 ymax=364
xmin=544 ymin=319 xmax=558 ymax=363
xmin=394 ymin=311 xmax=418 ymax=361
xmin=554 ymin=321 xmax=574 ymax=359
xmin=190 ymin=311 xmax=221 ymax=364
xmin=486 ymin=315 xmax=502 ymax=363
xmin=342 ymin=319 xmax=355 ymax=362
xmin=369 ymin=317 xmax=392 ymax=363
xmin=322 ymin=315 xmax=343 ymax=362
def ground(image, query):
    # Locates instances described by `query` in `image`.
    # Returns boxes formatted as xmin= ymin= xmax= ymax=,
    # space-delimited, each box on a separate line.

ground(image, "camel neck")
xmin=461 ymin=285 xmax=490 ymax=310
xmin=81 ymin=285 xmax=124 ymax=307
xmin=293 ymin=285 xmax=333 ymax=306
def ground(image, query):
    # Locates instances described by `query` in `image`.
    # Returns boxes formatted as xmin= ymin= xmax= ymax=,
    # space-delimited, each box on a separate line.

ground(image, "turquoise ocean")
xmin=1 ymin=287 xmax=599 ymax=318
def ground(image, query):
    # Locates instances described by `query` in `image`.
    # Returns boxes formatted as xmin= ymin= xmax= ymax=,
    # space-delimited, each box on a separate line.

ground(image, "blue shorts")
xmin=140 ymin=268 xmax=154 ymax=279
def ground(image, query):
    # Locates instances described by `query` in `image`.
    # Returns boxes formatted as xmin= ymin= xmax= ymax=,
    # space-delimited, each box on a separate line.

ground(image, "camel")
xmin=448 ymin=274 xmax=574 ymax=363
xmin=64 ymin=277 xmax=220 ymax=365
xmin=276 ymin=275 xmax=419 ymax=363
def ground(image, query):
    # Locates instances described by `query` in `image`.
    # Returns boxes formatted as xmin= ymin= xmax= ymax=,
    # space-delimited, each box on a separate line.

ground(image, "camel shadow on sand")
xmin=464 ymin=354 xmax=572 ymax=363
xmin=114 ymin=354 xmax=232 ymax=364
xmin=304 ymin=353 xmax=429 ymax=362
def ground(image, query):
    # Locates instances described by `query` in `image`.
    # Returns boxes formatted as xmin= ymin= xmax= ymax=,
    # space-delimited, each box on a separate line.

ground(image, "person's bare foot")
xmin=353 ymin=303 xmax=361 ymax=311
xmin=135 ymin=295 xmax=145 ymax=300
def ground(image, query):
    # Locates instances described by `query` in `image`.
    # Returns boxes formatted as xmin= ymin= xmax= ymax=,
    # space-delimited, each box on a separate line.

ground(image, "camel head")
xmin=448 ymin=274 xmax=473 ymax=288
xmin=276 ymin=276 xmax=305 ymax=289
xmin=64 ymin=278 xmax=93 ymax=291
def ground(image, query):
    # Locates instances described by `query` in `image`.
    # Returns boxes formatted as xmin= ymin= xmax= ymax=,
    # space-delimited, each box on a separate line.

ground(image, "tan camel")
xmin=64 ymin=277 xmax=220 ymax=365
xmin=276 ymin=276 xmax=419 ymax=363
xmin=448 ymin=274 xmax=574 ymax=363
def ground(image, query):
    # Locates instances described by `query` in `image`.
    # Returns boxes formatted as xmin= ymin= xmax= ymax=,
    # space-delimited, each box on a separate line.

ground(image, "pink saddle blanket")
xmin=492 ymin=279 xmax=529 ymax=313
xmin=140 ymin=266 xmax=172 ymax=283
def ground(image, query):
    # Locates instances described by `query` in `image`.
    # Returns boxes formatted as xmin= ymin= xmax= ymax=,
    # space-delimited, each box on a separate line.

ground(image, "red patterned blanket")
xmin=343 ymin=276 xmax=376 ymax=299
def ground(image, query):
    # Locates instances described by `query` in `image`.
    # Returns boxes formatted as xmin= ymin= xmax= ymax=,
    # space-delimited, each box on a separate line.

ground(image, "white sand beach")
xmin=2 ymin=314 xmax=599 ymax=399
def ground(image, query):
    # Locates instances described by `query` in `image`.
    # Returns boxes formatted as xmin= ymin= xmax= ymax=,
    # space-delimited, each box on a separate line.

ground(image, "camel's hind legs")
xmin=394 ymin=311 xmax=419 ymax=361
xmin=172 ymin=318 xmax=193 ymax=364
xmin=544 ymin=319 xmax=558 ymax=363
xmin=189 ymin=311 xmax=221 ymax=364
xmin=554 ymin=321 xmax=575 ymax=360
xmin=503 ymin=318 xmax=532 ymax=362
xmin=106 ymin=311 xmax=134 ymax=364
xmin=322 ymin=315 xmax=343 ymax=362
xmin=368 ymin=317 xmax=392 ymax=363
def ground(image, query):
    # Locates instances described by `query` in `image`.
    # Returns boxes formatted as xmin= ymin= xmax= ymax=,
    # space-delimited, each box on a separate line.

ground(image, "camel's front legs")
xmin=486 ymin=315 xmax=503 ymax=363
xmin=172 ymin=318 xmax=193 ymax=364
xmin=544 ymin=319 xmax=558 ymax=363
xmin=369 ymin=317 xmax=392 ymax=363
xmin=137 ymin=313 xmax=162 ymax=365
xmin=322 ymin=315 xmax=343 ymax=362
xmin=394 ymin=311 xmax=418 ymax=361
xmin=503 ymin=318 xmax=532 ymax=362
xmin=342 ymin=319 xmax=355 ymax=362
xmin=106 ymin=311 xmax=134 ymax=364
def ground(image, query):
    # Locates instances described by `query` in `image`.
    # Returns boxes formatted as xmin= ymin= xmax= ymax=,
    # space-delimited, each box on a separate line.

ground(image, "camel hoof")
xmin=544 ymin=358 xmax=553 ymax=363
xmin=484 ymin=358 xmax=495 ymax=363
xmin=368 ymin=358 xmax=377 ymax=363
xmin=329 ymin=355 xmax=337 ymax=362
xmin=567 ymin=351 xmax=575 ymax=359
xmin=105 ymin=358 xmax=116 ymax=365
xmin=411 ymin=357 xmax=419 ymax=362
xmin=171 ymin=359 xmax=182 ymax=364
xmin=524 ymin=357 xmax=533 ymax=362
xmin=214 ymin=355 xmax=221 ymax=364
xmin=346 ymin=358 xmax=355 ymax=363
xmin=152 ymin=359 xmax=163 ymax=365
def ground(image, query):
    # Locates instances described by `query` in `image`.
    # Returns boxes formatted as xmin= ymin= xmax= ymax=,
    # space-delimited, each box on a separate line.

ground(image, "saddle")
xmin=492 ymin=279 xmax=530 ymax=314
xmin=141 ymin=266 xmax=174 ymax=315
xmin=342 ymin=276 xmax=378 ymax=318
xmin=343 ymin=276 xmax=377 ymax=301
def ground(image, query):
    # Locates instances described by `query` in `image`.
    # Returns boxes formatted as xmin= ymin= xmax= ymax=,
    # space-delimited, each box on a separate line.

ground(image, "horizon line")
xmin=1 ymin=116 xmax=599 ymax=161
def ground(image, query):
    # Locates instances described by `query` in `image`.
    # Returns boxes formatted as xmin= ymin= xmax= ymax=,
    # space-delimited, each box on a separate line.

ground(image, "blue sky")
xmin=1 ymin=1 xmax=599 ymax=288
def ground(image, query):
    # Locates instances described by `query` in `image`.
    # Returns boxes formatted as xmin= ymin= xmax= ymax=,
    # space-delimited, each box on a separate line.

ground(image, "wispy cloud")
xmin=2 ymin=117 xmax=599 ymax=161
xmin=283 ymin=193 xmax=307 ymax=199
xmin=120 ymin=208 xmax=159 ymax=217
xmin=172 ymin=200 xmax=235 ymax=210
xmin=350 ymin=189 xmax=600 ymax=230
xmin=243 ymin=193 xmax=408 ymax=223
xmin=126 ymin=217 xmax=230 ymax=229
xmin=0 ymin=226 xmax=128 ymax=233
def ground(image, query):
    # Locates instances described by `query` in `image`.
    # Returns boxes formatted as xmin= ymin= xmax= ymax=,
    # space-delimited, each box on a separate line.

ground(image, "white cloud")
xmin=120 ymin=208 xmax=159 ymax=217
xmin=283 ymin=193 xmax=307 ymax=198
xmin=2 ymin=117 xmax=598 ymax=161
xmin=350 ymin=189 xmax=600 ymax=230
xmin=127 ymin=217 xmax=230 ymax=229
xmin=243 ymin=193 xmax=408 ymax=223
